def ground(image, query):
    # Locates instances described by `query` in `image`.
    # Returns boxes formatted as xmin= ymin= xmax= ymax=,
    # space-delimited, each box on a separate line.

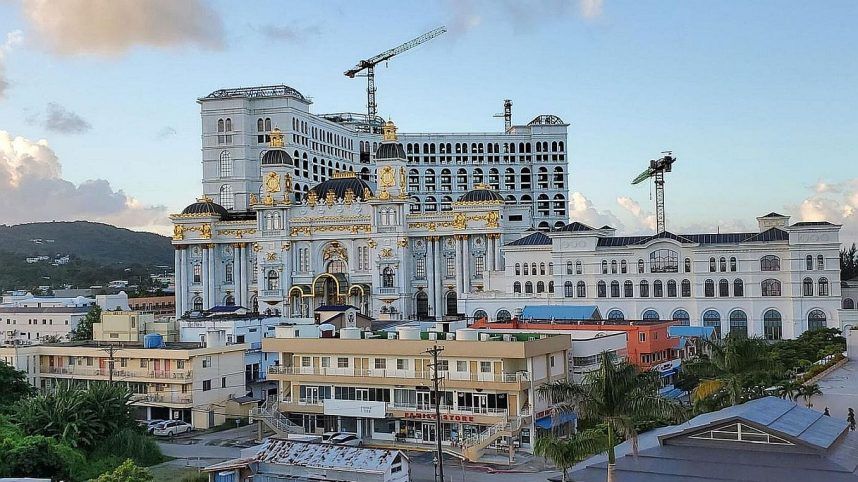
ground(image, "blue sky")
xmin=0 ymin=0 xmax=856 ymax=240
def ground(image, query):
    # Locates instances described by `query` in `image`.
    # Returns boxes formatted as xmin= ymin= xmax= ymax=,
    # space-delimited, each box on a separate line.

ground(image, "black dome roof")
xmin=261 ymin=149 xmax=293 ymax=165
xmin=458 ymin=186 xmax=504 ymax=203
xmin=182 ymin=198 xmax=228 ymax=217
xmin=376 ymin=142 xmax=406 ymax=160
xmin=308 ymin=174 xmax=373 ymax=201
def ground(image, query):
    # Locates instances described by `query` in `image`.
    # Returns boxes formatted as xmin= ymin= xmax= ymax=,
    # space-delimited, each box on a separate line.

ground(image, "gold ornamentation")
xmin=343 ymin=188 xmax=355 ymax=205
xmin=266 ymin=252 xmax=277 ymax=261
xmin=382 ymin=120 xmax=397 ymax=141
xmin=307 ymin=191 xmax=318 ymax=208
xmin=217 ymin=228 xmax=257 ymax=238
xmin=323 ymin=241 xmax=348 ymax=261
xmin=290 ymin=224 xmax=372 ymax=236
xmin=452 ymin=212 xmax=467 ymax=230
xmin=486 ymin=211 xmax=500 ymax=228
xmin=380 ymin=248 xmax=393 ymax=258
xmin=399 ymin=167 xmax=406 ymax=190
xmin=367 ymin=239 xmax=378 ymax=248
xmin=281 ymin=242 xmax=292 ymax=251
xmin=263 ymin=194 xmax=274 ymax=205
xmin=252 ymin=243 xmax=262 ymax=252
xmin=283 ymin=173 xmax=293 ymax=193
xmin=265 ymin=172 xmax=280 ymax=193
xmin=363 ymin=187 xmax=373 ymax=200
xmin=379 ymin=166 xmax=395 ymax=188
xmin=325 ymin=190 xmax=336 ymax=207
xmin=199 ymin=223 xmax=212 ymax=239
xmin=172 ymin=224 xmax=185 ymax=240
xmin=378 ymin=189 xmax=390 ymax=200
xmin=332 ymin=171 xmax=357 ymax=179
xmin=269 ymin=127 xmax=284 ymax=148
xmin=249 ymin=193 xmax=259 ymax=205
xmin=397 ymin=238 xmax=408 ymax=248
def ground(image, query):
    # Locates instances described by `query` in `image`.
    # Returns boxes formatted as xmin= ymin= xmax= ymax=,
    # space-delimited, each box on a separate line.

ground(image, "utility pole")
xmin=426 ymin=345 xmax=445 ymax=482
xmin=101 ymin=345 xmax=118 ymax=385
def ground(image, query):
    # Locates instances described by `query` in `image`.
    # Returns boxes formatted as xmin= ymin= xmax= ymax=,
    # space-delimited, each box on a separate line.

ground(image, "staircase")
xmin=249 ymin=397 xmax=304 ymax=436
xmin=460 ymin=417 xmax=522 ymax=461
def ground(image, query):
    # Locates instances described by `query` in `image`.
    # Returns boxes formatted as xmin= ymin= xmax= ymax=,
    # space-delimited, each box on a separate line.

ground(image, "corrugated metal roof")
xmin=668 ymin=326 xmax=715 ymax=338
xmin=520 ymin=305 xmax=601 ymax=321
xmin=506 ymin=231 xmax=552 ymax=246
xmin=558 ymin=221 xmax=595 ymax=232
xmin=596 ymin=229 xmax=789 ymax=247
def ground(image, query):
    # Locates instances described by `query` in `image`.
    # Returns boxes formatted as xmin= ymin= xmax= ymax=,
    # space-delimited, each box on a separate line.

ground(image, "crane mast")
xmin=631 ymin=152 xmax=677 ymax=233
xmin=345 ymin=26 xmax=447 ymax=121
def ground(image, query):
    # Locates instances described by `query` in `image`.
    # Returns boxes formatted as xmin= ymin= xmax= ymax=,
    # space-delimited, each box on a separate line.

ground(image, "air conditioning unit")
xmin=479 ymin=333 xmax=490 ymax=341
xmin=428 ymin=332 xmax=438 ymax=341
xmin=447 ymin=333 xmax=456 ymax=340
xmin=387 ymin=332 xmax=398 ymax=340
xmin=503 ymin=334 xmax=513 ymax=342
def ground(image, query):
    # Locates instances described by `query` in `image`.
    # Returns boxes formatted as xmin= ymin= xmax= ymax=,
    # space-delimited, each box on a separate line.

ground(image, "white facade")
xmin=462 ymin=214 xmax=842 ymax=340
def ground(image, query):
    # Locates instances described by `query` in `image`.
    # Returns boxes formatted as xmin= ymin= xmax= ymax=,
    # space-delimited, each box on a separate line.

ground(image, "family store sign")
xmin=404 ymin=412 xmax=475 ymax=422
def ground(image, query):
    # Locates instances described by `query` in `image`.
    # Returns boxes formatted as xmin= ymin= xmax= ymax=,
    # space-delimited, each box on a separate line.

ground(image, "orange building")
xmin=470 ymin=317 xmax=678 ymax=369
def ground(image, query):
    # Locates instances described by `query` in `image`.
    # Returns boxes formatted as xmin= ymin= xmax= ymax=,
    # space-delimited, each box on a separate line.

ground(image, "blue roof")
xmin=535 ymin=411 xmax=578 ymax=429
xmin=520 ymin=305 xmax=601 ymax=321
xmin=668 ymin=326 xmax=716 ymax=338
xmin=506 ymin=231 xmax=552 ymax=246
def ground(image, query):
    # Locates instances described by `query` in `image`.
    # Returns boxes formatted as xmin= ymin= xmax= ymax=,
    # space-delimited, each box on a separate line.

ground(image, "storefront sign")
xmin=404 ymin=412 xmax=475 ymax=422
xmin=323 ymin=399 xmax=387 ymax=419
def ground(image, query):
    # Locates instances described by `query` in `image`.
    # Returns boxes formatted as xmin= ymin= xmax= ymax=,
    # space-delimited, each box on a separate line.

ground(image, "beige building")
xmin=261 ymin=325 xmax=570 ymax=460
xmin=93 ymin=311 xmax=179 ymax=342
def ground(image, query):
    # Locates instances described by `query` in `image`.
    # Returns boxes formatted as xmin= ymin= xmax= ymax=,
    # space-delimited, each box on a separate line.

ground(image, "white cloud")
xmin=155 ymin=126 xmax=177 ymax=140
xmin=616 ymin=196 xmax=657 ymax=232
xmin=796 ymin=178 xmax=858 ymax=242
xmin=446 ymin=0 xmax=601 ymax=35
xmin=579 ymin=0 xmax=604 ymax=19
xmin=568 ymin=191 xmax=625 ymax=229
xmin=0 ymin=130 xmax=169 ymax=233
xmin=21 ymin=0 xmax=224 ymax=56
xmin=0 ymin=30 xmax=23 ymax=100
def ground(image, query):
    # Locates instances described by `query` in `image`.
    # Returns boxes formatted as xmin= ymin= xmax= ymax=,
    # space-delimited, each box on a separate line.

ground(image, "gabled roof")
xmin=315 ymin=304 xmax=360 ymax=312
xmin=596 ymin=229 xmax=790 ymax=247
xmin=506 ymin=231 xmax=552 ymax=246
xmin=793 ymin=221 xmax=837 ymax=227
xmin=520 ymin=305 xmax=601 ymax=321
xmin=762 ymin=212 xmax=787 ymax=218
xmin=743 ymin=227 xmax=790 ymax=243
xmin=558 ymin=221 xmax=595 ymax=232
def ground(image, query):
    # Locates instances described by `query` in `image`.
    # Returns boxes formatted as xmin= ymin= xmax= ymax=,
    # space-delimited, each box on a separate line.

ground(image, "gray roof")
xmin=572 ymin=397 xmax=858 ymax=481
xmin=507 ymin=231 xmax=552 ymax=246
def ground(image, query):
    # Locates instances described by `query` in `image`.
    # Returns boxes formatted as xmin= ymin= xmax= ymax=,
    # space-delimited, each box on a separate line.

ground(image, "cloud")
xmin=155 ymin=126 xmax=177 ymax=140
xmin=0 ymin=30 xmax=23 ymax=100
xmin=0 ymin=130 xmax=169 ymax=233
xmin=617 ymin=196 xmax=657 ymax=232
xmin=796 ymin=178 xmax=858 ymax=242
xmin=257 ymin=24 xmax=321 ymax=43
xmin=568 ymin=191 xmax=625 ymax=229
xmin=36 ymin=103 xmax=91 ymax=134
xmin=446 ymin=0 xmax=600 ymax=35
xmin=579 ymin=0 xmax=604 ymax=19
xmin=21 ymin=0 xmax=224 ymax=56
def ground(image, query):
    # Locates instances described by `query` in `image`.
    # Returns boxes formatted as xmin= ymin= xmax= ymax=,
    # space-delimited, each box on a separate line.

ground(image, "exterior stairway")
xmin=459 ymin=417 xmax=523 ymax=461
xmin=249 ymin=396 xmax=304 ymax=436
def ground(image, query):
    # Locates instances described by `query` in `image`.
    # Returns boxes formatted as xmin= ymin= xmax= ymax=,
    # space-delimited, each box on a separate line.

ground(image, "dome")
xmin=261 ymin=149 xmax=292 ymax=165
xmin=308 ymin=172 xmax=373 ymax=202
xmin=458 ymin=185 xmax=504 ymax=204
xmin=375 ymin=142 xmax=406 ymax=160
xmin=181 ymin=198 xmax=228 ymax=217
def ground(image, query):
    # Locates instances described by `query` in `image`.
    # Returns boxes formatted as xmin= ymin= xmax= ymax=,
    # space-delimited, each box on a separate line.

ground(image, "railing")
xmin=250 ymin=396 xmax=304 ymax=435
xmin=461 ymin=416 xmax=524 ymax=460
xmin=131 ymin=392 xmax=193 ymax=404
xmin=42 ymin=366 xmax=193 ymax=380
xmin=261 ymin=289 xmax=282 ymax=297
xmin=389 ymin=403 xmax=508 ymax=416
xmin=268 ymin=365 xmax=529 ymax=383
xmin=377 ymin=287 xmax=399 ymax=295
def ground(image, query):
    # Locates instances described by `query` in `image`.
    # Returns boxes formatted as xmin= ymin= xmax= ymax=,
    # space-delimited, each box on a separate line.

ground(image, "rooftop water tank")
xmin=340 ymin=327 xmax=362 ymax=340
xmin=456 ymin=328 xmax=479 ymax=341
xmin=397 ymin=326 xmax=422 ymax=340
xmin=143 ymin=333 xmax=163 ymax=349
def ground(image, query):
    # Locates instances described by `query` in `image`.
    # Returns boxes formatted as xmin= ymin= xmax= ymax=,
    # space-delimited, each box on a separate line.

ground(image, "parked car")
xmin=153 ymin=420 xmax=193 ymax=437
xmin=328 ymin=433 xmax=362 ymax=446
xmin=145 ymin=419 xmax=165 ymax=434
xmin=321 ymin=431 xmax=343 ymax=443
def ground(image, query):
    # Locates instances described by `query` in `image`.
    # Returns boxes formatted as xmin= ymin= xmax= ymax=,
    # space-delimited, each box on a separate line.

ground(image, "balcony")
xmin=261 ymin=289 xmax=282 ymax=298
xmin=42 ymin=366 xmax=193 ymax=380
xmin=268 ymin=366 xmax=529 ymax=385
xmin=131 ymin=392 xmax=193 ymax=405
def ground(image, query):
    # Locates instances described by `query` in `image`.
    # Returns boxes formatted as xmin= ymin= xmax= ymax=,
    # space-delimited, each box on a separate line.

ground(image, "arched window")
xmin=536 ymin=281 xmax=545 ymax=293
xmin=496 ymin=310 xmax=512 ymax=322
xmin=761 ymin=279 xmax=781 ymax=296
xmin=620 ymin=260 xmax=627 ymax=274
xmin=515 ymin=263 xmax=521 ymax=276
xmin=729 ymin=310 xmax=748 ymax=337
xmin=763 ymin=310 xmax=782 ymax=340
xmin=709 ymin=257 xmax=716 ymax=272
xmin=513 ymin=282 xmax=522 ymax=294
xmin=523 ymin=263 xmax=529 ymax=275
xmin=525 ymin=281 xmax=534 ymax=294
xmin=684 ymin=257 xmax=691 ymax=273
xmin=808 ymin=309 xmax=827 ymax=330
xmin=673 ymin=309 xmax=690 ymax=326
xmin=224 ymin=118 xmax=232 ymax=131
xmin=608 ymin=309 xmax=624 ymax=320
xmin=327 ymin=260 xmax=347 ymax=274
xmin=540 ymin=263 xmax=546 ymax=275
xmin=818 ymin=277 xmax=829 ymax=296
xmin=576 ymin=281 xmax=586 ymax=297
xmin=806 ymin=254 xmax=813 ymax=270
xmin=382 ymin=267 xmax=395 ymax=288
xmin=219 ymin=151 xmax=232 ymax=177
xmin=266 ymin=270 xmax=279 ymax=290
xmin=704 ymin=279 xmax=715 ymax=297
xmin=667 ymin=280 xmax=677 ymax=297
xmin=264 ymin=117 xmax=271 ymax=131
xmin=642 ymin=309 xmax=660 ymax=320
xmin=624 ymin=280 xmax=633 ymax=297
xmin=576 ymin=261 xmax=583 ymax=275
xmin=681 ymin=279 xmax=691 ymax=297
xmin=639 ymin=280 xmax=650 ymax=298
xmin=224 ymin=295 xmax=235 ymax=307
xmin=219 ymin=185 xmax=234 ymax=209
xmin=597 ymin=281 xmax=607 ymax=298
xmin=650 ymin=249 xmax=679 ymax=273
xmin=531 ymin=263 xmax=537 ymax=275
xmin=601 ymin=260 xmax=608 ymax=274
xmin=610 ymin=280 xmax=620 ymax=298
xmin=703 ymin=310 xmax=721 ymax=338
xmin=564 ymin=281 xmax=574 ymax=297
xmin=730 ymin=257 xmax=737 ymax=271
xmin=844 ymin=298 xmax=855 ymax=310
xmin=192 ymin=296 xmax=203 ymax=311
xmin=733 ymin=279 xmax=744 ymax=297
xmin=653 ymin=280 xmax=663 ymax=297
xmin=719 ymin=257 xmax=727 ymax=272
xmin=217 ymin=119 xmax=224 ymax=132
xmin=473 ymin=310 xmax=488 ymax=322
xmin=638 ymin=259 xmax=645 ymax=274
xmin=817 ymin=255 xmax=825 ymax=270
xmin=760 ymin=255 xmax=780 ymax=271
xmin=802 ymin=277 xmax=813 ymax=296
xmin=566 ymin=261 xmax=574 ymax=275
xmin=719 ymin=279 xmax=729 ymax=297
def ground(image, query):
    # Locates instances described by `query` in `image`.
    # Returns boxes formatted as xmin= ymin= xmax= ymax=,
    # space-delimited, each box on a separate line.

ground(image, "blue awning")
xmin=668 ymin=325 xmax=715 ymax=338
xmin=535 ymin=411 xmax=578 ymax=429
xmin=520 ymin=305 xmax=601 ymax=321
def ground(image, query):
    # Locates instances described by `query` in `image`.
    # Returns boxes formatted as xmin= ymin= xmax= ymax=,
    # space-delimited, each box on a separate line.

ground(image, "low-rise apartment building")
xmin=262 ymin=325 xmax=570 ymax=459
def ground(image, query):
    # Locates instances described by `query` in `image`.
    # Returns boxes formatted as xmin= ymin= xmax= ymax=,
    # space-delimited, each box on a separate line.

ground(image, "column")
xmin=486 ymin=236 xmax=495 ymax=274
xmin=201 ymin=247 xmax=210 ymax=309
xmin=240 ymin=244 xmax=249 ymax=308
xmin=462 ymin=235 xmax=471 ymax=294
xmin=234 ymin=245 xmax=242 ymax=307
xmin=494 ymin=234 xmax=502 ymax=270
xmin=208 ymin=245 xmax=217 ymax=308
xmin=435 ymin=238 xmax=444 ymax=319
xmin=454 ymin=236 xmax=464 ymax=295
xmin=174 ymin=248 xmax=183 ymax=318
xmin=425 ymin=237 xmax=436 ymax=319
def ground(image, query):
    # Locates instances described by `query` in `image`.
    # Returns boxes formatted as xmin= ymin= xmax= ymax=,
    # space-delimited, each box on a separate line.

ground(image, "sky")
xmin=0 ymin=0 xmax=856 ymax=243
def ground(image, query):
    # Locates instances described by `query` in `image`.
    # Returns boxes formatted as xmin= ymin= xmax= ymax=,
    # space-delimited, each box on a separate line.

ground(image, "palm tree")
xmin=687 ymin=335 xmax=780 ymax=408
xmin=537 ymin=352 xmax=685 ymax=482
xmin=534 ymin=430 xmax=605 ymax=482
xmin=775 ymin=380 xmax=802 ymax=402
xmin=798 ymin=383 xmax=822 ymax=408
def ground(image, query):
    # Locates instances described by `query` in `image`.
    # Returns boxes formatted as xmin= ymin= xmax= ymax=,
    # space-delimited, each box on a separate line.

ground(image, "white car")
xmin=153 ymin=420 xmax=193 ymax=437
xmin=322 ymin=431 xmax=344 ymax=443
xmin=328 ymin=433 xmax=362 ymax=446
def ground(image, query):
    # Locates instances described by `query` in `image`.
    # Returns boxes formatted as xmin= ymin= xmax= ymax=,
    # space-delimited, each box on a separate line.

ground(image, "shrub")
xmin=90 ymin=428 xmax=164 ymax=467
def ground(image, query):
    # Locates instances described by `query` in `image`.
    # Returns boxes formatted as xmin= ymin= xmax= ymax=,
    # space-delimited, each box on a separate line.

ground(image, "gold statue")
xmin=452 ymin=212 xmax=467 ymax=230
xmin=486 ymin=210 xmax=500 ymax=228
xmin=382 ymin=120 xmax=397 ymax=141
xmin=249 ymin=193 xmax=259 ymax=205
xmin=200 ymin=223 xmax=212 ymax=239
xmin=172 ymin=224 xmax=185 ymax=240
xmin=379 ymin=165 xmax=395 ymax=188
xmin=307 ymin=190 xmax=318 ymax=208
xmin=270 ymin=127 xmax=284 ymax=148
xmin=263 ymin=194 xmax=274 ymax=205
xmin=399 ymin=167 xmax=406 ymax=190
xmin=363 ymin=187 xmax=372 ymax=200
xmin=283 ymin=173 xmax=293 ymax=193
xmin=343 ymin=188 xmax=355 ymax=205
xmin=325 ymin=190 xmax=336 ymax=207
xmin=265 ymin=172 xmax=280 ymax=193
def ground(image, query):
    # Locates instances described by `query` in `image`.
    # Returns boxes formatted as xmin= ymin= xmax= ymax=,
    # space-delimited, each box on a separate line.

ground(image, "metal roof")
xmin=596 ymin=228 xmax=790 ymax=247
xmin=201 ymin=85 xmax=309 ymax=102
xmin=506 ymin=231 xmax=552 ymax=246
xmin=668 ymin=326 xmax=716 ymax=338
xmin=520 ymin=305 xmax=601 ymax=321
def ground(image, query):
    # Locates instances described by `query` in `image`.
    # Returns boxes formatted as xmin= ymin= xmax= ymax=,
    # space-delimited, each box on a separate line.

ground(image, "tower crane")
xmin=631 ymin=152 xmax=677 ymax=234
xmin=345 ymin=26 xmax=447 ymax=121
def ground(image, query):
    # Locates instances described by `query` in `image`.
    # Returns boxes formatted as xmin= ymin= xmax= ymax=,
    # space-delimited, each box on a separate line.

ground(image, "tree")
xmin=534 ymin=430 xmax=605 ymax=482
xmin=686 ymin=335 xmax=781 ymax=409
xmin=71 ymin=305 xmax=101 ymax=341
xmin=537 ymin=352 xmax=685 ymax=482
xmin=0 ymin=433 xmax=84 ymax=481
xmin=776 ymin=380 xmax=802 ymax=402
xmin=798 ymin=383 xmax=823 ymax=408
xmin=841 ymin=243 xmax=858 ymax=281
xmin=0 ymin=361 xmax=34 ymax=408
xmin=94 ymin=459 xmax=153 ymax=482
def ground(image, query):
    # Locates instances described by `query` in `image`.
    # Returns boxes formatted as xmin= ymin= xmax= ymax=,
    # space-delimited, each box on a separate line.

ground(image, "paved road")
xmin=810 ymin=359 xmax=858 ymax=423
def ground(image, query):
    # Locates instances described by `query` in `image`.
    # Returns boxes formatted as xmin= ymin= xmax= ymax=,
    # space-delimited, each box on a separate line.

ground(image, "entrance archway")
xmin=416 ymin=291 xmax=430 ymax=319
xmin=445 ymin=291 xmax=458 ymax=317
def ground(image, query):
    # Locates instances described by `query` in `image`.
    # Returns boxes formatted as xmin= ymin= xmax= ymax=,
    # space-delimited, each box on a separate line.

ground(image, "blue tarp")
xmin=535 ymin=411 xmax=578 ymax=429
xmin=668 ymin=325 xmax=715 ymax=338
xmin=520 ymin=305 xmax=601 ymax=321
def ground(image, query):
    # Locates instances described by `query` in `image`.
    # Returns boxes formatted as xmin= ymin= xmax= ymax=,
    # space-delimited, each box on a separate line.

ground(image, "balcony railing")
xmin=42 ymin=366 xmax=193 ymax=380
xmin=278 ymin=397 xmax=517 ymax=417
xmin=268 ymin=366 xmax=529 ymax=383
xmin=131 ymin=392 xmax=193 ymax=404
xmin=261 ymin=289 xmax=282 ymax=298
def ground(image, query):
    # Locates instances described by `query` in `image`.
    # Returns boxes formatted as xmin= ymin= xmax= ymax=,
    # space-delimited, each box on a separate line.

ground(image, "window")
xmin=337 ymin=357 xmax=349 ymax=368
xmin=729 ymin=310 xmax=748 ymax=337
xmin=515 ymin=263 xmax=521 ymax=275
xmin=730 ymin=257 xmax=737 ymax=271
xmin=475 ymin=256 xmax=485 ymax=277
xmin=219 ymin=151 xmax=232 ymax=177
xmin=610 ymin=281 xmax=620 ymax=298
xmin=802 ymin=277 xmax=813 ymax=296
xmin=621 ymin=260 xmax=627 ymax=273
xmin=704 ymin=279 xmax=715 ymax=297
xmin=375 ymin=358 xmax=387 ymax=370
xmin=565 ymin=261 xmax=573 ymax=275
xmin=681 ymin=279 xmax=691 ymax=297
xmin=637 ymin=259 xmax=645 ymax=274
xmin=202 ymin=356 xmax=212 ymax=368
xmin=684 ymin=257 xmax=691 ymax=273
xmin=445 ymin=257 xmax=455 ymax=278
xmin=496 ymin=309 xmax=512 ymax=321
xmin=597 ymin=281 xmax=607 ymax=298
xmin=761 ymin=279 xmax=781 ymax=296
xmin=576 ymin=281 xmax=586 ymax=297
xmin=709 ymin=257 xmax=716 ymax=272
xmin=576 ymin=261 xmax=583 ymax=275
xmin=536 ymin=281 xmax=545 ymax=293
xmin=514 ymin=282 xmax=522 ymax=294
xmin=601 ymin=260 xmax=608 ymax=274
xmin=639 ymin=280 xmax=649 ymax=298
xmin=358 ymin=246 xmax=370 ymax=271
xmin=608 ymin=309 xmax=624 ymax=320
xmin=415 ymin=257 xmax=426 ymax=279
xmin=321 ymin=357 xmax=330 ymax=368
xmin=819 ymin=277 xmax=829 ymax=296
xmin=525 ymin=281 xmax=533 ymax=294
xmin=808 ymin=310 xmax=827 ymax=330
xmin=193 ymin=264 xmax=201 ymax=283
xmin=667 ymin=280 xmax=677 ymax=297
xmin=222 ymin=377 xmax=226 ymax=388
xmin=844 ymin=298 xmax=855 ymax=310
xmin=817 ymin=255 xmax=825 ymax=270
xmin=733 ymin=279 xmax=744 ymax=297
xmin=523 ymin=263 xmax=529 ymax=275
xmin=642 ymin=310 xmax=659 ymax=320
xmin=266 ymin=270 xmax=280 ymax=290
xmin=564 ymin=281 xmax=574 ymax=297
xmin=480 ymin=361 xmax=491 ymax=373
xmin=719 ymin=279 xmax=729 ymax=297
xmin=763 ymin=310 xmax=782 ymax=340
xmin=806 ymin=254 xmax=813 ymax=270
xmin=673 ymin=309 xmax=690 ymax=325
xmin=382 ymin=267 xmax=395 ymax=288
xmin=225 ymin=263 xmax=234 ymax=283
xmin=653 ymin=280 xmax=663 ymax=297
xmin=202 ymin=380 xmax=211 ymax=391
xmin=540 ymin=263 xmax=546 ymax=275
xmin=719 ymin=257 xmax=727 ymax=272
xmin=703 ymin=310 xmax=721 ymax=338
xmin=688 ymin=422 xmax=793 ymax=446
xmin=457 ymin=360 xmax=467 ymax=372
xmin=192 ymin=297 xmax=202 ymax=311
xmin=396 ymin=359 xmax=408 ymax=370
xmin=611 ymin=260 xmax=617 ymax=274
xmin=760 ymin=255 xmax=780 ymax=271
